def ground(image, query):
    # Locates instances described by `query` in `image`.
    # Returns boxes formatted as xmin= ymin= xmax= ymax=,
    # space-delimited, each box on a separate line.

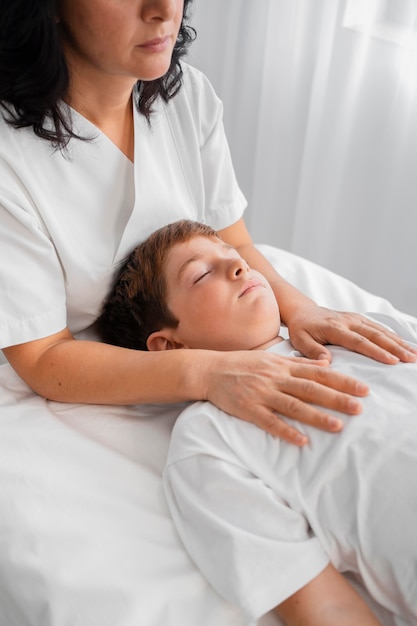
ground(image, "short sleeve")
xmin=165 ymin=65 xmax=247 ymax=231
xmin=194 ymin=73 xmax=247 ymax=229
xmin=0 ymin=157 xmax=67 ymax=348
xmin=163 ymin=407 xmax=329 ymax=622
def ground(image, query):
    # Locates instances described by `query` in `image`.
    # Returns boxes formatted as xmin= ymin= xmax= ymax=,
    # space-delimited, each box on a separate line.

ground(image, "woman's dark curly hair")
xmin=0 ymin=0 xmax=196 ymax=148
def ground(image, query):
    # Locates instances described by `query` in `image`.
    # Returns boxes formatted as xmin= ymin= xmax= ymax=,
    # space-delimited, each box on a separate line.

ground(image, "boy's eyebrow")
xmin=177 ymin=254 xmax=203 ymax=281
xmin=176 ymin=242 xmax=236 ymax=281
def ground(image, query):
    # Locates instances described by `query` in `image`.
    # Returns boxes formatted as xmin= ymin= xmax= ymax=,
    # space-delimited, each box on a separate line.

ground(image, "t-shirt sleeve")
xmin=196 ymin=75 xmax=247 ymax=229
xmin=163 ymin=407 xmax=329 ymax=622
xmin=166 ymin=65 xmax=247 ymax=231
xmin=0 ymin=160 xmax=67 ymax=348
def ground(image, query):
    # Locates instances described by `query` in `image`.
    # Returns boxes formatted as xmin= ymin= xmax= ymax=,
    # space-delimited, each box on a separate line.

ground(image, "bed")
xmin=0 ymin=244 xmax=415 ymax=626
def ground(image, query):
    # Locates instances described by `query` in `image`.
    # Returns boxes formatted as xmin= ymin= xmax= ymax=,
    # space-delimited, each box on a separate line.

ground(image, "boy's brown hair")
xmin=97 ymin=220 xmax=219 ymax=351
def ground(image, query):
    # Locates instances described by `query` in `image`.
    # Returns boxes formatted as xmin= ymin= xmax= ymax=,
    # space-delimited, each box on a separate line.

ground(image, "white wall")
xmin=187 ymin=0 xmax=417 ymax=316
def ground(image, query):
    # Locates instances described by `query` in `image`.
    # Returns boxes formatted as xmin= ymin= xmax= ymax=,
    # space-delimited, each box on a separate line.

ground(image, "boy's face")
xmin=153 ymin=236 xmax=281 ymax=351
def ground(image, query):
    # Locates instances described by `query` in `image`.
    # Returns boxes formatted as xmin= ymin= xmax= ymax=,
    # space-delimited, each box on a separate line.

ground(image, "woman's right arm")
xmin=3 ymin=328 xmax=368 ymax=445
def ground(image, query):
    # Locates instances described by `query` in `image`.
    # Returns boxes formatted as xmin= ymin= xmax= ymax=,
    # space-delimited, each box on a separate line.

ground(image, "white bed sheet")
xmin=0 ymin=244 xmax=415 ymax=626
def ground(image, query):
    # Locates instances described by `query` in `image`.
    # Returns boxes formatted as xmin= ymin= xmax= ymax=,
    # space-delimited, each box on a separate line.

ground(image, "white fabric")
xmin=0 ymin=246 xmax=415 ymax=626
xmin=0 ymin=63 xmax=245 ymax=347
xmin=164 ymin=315 xmax=417 ymax=625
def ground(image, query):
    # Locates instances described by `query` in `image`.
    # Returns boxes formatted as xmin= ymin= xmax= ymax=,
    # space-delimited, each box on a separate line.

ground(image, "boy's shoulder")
xmin=166 ymin=396 xmax=277 ymax=473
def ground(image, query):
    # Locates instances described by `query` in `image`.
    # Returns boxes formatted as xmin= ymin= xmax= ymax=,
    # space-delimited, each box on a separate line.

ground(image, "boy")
xmin=98 ymin=220 xmax=417 ymax=626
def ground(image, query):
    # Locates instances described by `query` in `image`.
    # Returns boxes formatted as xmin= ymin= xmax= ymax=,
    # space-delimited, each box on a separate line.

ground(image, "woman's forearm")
xmin=3 ymin=330 xmax=211 ymax=404
xmin=4 ymin=327 xmax=368 ymax=445
xmin=236 ymin=240 xmax=417 ymax=364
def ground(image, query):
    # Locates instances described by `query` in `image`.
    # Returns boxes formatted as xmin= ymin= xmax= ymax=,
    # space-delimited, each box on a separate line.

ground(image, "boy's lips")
xmin=239 ymin=280 xmax=264 ymax=297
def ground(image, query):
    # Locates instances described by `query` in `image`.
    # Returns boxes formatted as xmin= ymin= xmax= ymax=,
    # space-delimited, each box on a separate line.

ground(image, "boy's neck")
xmin=254 ymin=336 xmax=284 ymax=351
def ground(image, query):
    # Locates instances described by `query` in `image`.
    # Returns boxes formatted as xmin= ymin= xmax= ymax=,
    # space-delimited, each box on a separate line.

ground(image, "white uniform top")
xmin=0 ymin=64 xmax=248 ymax=625
xmin=163 ymin=319 xmax=417 ymax=625
xmin=0 ymin=63 xmax=246 ymax=348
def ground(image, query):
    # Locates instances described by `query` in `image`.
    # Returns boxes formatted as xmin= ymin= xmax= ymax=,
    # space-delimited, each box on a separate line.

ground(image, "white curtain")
xmin=188 ymin=0 xmax=417 ymax=316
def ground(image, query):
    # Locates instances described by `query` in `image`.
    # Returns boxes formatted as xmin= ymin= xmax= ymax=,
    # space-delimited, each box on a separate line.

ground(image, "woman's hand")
xmin=204 ymin=350 xmax=369 ymax=446
xmin=219 ymin=219 xmax=417 ymax=367
xmin=286 ymin=306 xmax=417 ymax=364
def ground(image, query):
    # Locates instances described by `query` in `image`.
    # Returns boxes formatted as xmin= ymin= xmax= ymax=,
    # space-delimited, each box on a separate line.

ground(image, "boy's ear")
xmin=146 ymin=329 xmax=186 ymax=352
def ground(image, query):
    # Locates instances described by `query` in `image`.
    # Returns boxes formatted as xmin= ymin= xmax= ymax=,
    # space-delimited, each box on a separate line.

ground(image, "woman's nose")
xmin=141 ymin=0 xmax=178 ymax=22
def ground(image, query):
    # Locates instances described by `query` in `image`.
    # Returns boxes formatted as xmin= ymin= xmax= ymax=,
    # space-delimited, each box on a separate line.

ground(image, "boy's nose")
xmin=228 ymin=257 xmax=248 ymax=279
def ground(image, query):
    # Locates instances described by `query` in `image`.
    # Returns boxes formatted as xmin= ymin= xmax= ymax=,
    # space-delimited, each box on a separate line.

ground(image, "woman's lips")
xmin=138 ymin=36 xmax=171 ymax=52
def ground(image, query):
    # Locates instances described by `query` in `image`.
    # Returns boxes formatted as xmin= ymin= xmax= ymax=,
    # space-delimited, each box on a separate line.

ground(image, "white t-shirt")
xmin=163 ymin=318 xmax=417 ymax=625
xmin=0 ymin=63 xmax=246 ymax=348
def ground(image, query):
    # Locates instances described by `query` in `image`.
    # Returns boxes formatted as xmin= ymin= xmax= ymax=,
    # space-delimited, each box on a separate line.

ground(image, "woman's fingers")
xmin=247 ymin=364 xmax=366 ymax=445
xmin=206 ymin=351 xmax=369 ymax=446
xmin=287 ymin=308 xmax=417 ymax=364
xmin=287 ymin=359 xmax=369 ymax=399
xmin=246 ymin=406 xmax=311 ymax=446
xmin=245 ymin=397 xmax=345 ymax=447
xmin=336 ymin=318 xmax=417 ymax=364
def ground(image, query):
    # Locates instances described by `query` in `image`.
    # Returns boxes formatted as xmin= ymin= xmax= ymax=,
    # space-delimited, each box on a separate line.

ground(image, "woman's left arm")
xmin=219 ymin=218 xmax=417 ymax=364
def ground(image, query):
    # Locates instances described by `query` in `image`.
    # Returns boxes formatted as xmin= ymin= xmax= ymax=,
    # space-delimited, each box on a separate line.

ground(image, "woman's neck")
xmin=66 ymin=69 xmax=137 ymax=161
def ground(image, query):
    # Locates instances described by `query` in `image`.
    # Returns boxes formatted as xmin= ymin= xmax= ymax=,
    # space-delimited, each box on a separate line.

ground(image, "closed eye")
xmin=193 ymin=271 xmax=211 ymax=284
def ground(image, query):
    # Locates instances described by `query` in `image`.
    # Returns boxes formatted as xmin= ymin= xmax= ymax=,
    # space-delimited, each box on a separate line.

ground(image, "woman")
xmin=0 ymin=0 xmax=415 ymax=446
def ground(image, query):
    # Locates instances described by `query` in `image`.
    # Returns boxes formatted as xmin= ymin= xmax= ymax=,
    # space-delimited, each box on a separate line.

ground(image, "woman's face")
xmin=57 ymin=0 xmax=185 ymax=84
